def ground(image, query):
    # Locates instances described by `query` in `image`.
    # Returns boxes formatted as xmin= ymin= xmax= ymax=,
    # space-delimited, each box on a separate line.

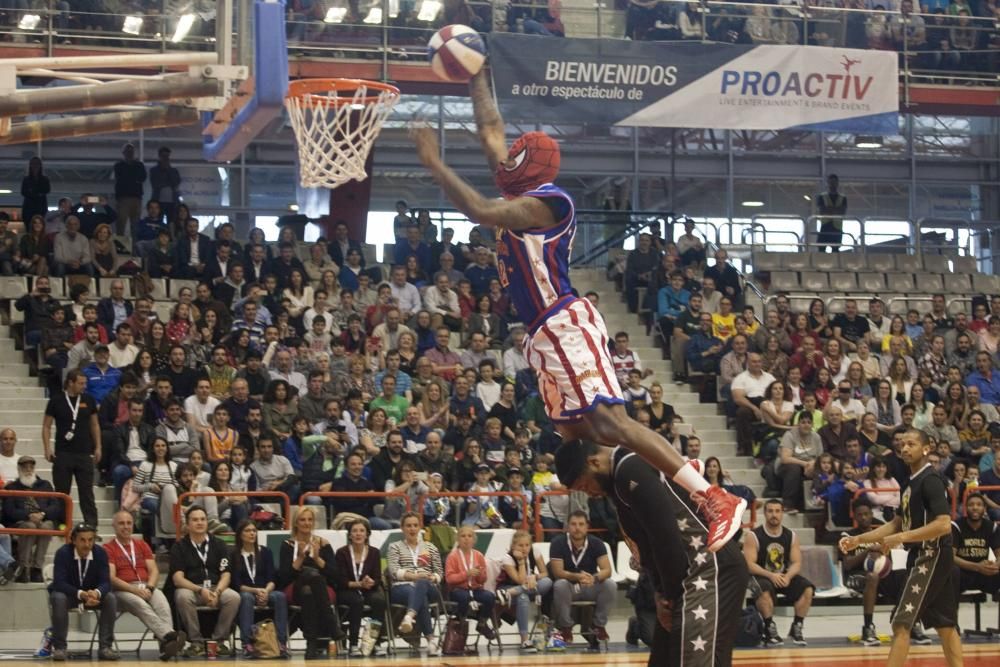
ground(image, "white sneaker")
xmin=427 ymin=636 xmax=441 ymax=657
xmin=398 ymin=615 xmax=414 ymax=634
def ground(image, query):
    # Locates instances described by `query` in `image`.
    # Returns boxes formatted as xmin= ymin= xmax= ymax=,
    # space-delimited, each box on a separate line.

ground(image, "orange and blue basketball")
xmin=427 ymin=24 xmax=486 ymax=83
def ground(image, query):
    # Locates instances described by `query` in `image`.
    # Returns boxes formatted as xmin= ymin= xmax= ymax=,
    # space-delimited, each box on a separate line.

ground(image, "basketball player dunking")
xmin=839 ymin=429 xmax=962 ymax=667
xmin=411 ymin=70 xmax=745 ymax=552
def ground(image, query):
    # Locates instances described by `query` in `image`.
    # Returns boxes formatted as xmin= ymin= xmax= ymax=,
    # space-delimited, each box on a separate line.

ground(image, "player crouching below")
xmin=555 ymin=439 xmax=748 ymax=666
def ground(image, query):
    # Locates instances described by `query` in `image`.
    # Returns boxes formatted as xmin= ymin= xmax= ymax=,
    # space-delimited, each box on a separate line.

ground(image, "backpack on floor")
xmin=734 ymin=606 xmax=764 ymax=648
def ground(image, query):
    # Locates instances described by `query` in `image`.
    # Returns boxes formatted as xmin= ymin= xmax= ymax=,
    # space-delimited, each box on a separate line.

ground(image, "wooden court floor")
xmin=1 ymin=644 xmax=998 ymax=666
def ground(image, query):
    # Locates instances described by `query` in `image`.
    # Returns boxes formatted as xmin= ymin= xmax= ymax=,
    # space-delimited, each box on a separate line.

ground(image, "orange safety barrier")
xmin=958 ymin=485 xmax=1000 ymax=517
xmin=429 ymin=491 xmax=530 ymax=531
xmin=848 ymin=486 xmax=901 ymax=526
xmin=175 ymin=491 xmax=291 ymax=538
xmin=298 ymin=491 xmax=411 ymax=514
xmin=0 ymin=490 xmax=74 ymax=543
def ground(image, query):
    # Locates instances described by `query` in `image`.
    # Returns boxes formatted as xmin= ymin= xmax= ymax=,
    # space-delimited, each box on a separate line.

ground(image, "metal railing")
xmin=175 ymin=491 xmax=291 ymax=538
xmin=848 ymin=486 xmax=901 ymax=527
xmin=298 ymin=490 xmax=411 ymax=513
xmin=430 ymin=491 xmax=530 ymax=531
xmin=0 ymin=490 xmax=73 ymax=543
xmin=953 ymin=484 xmax=999 ymax=519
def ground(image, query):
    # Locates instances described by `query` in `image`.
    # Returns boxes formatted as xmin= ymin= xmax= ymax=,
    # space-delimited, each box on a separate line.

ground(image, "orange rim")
xmin=286 ymin=78 xmax=400 ymax=106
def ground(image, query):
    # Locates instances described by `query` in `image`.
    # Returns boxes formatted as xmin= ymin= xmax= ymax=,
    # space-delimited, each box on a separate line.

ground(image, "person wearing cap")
xmin=49 ymin=523 xmax=119 ymax=661
xmin=2 ymin=455 xmax=63 ymax=583
xmin=82 ymin=344 xmax=122 ymax=405
xmin=43 ymin=369 xmax=101 ymax=528
xmin=464 ymin=463 xmax=503 ymax=529
xmin=113 ymin=142 xmax=146 ymax=237
xmin=149 ymin=146 xmax=181 ymax=225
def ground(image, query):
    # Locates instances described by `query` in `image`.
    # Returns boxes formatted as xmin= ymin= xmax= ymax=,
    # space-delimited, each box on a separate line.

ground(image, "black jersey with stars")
xmin=610 ymin=447 xmax=743 ymax=599
xmin=900 ymin=463 xmax=952 ymax=551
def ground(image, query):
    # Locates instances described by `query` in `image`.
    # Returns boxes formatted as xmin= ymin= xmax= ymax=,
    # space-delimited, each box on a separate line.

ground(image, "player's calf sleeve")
xmin=672 ymin=460 xmax=711 ymax=494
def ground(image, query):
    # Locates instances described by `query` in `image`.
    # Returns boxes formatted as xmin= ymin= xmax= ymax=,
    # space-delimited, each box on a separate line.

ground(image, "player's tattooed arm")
xmin=469 ymin=71 xmax=507 ymax=173
xmin=411 ymin=124 xmax=555 ymax=232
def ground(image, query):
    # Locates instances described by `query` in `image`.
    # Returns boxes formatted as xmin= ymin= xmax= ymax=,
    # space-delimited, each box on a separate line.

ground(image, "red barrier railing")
xmin=0 ymin=490 xmax=73 ymax=543
xmin=176 ymin=491 xmax=291 ymax=538
xmin=429 ymin=491 xmax=530 ymax=531
xmin=849 ymin=487 xmax=901 ymax=526
xmin=957 ymin=485 xmax=1000 ymax=518
xmin=299 ymin=491 xmax=411 ymax=514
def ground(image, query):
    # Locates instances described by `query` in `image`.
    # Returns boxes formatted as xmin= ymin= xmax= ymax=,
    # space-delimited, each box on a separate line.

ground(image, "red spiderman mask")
xmin=494 ymin=131 xmax=561 ymax=198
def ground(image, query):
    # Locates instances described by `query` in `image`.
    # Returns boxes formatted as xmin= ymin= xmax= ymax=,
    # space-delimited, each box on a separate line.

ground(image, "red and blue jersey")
xmin=494 ymin=183 xmax=576 ymax=332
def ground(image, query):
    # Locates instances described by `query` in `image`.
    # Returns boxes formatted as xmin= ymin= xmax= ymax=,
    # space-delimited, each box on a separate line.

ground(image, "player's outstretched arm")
xmin=838 ymin=515 xmax=901 ymax=553
xmin=411 ymin=124 xmax=555 ymax=232
xmin=469 ymin=70 xmax=508 ymax=173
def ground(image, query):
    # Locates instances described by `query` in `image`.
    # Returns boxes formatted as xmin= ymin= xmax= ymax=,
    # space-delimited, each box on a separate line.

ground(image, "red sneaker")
xmin=559 ymin=628 xmax=573 ymax=645
xmin=693 ymin=486 xmax=747 ymax=553
xmin=592 ymin=626 xmax=609 ymax=642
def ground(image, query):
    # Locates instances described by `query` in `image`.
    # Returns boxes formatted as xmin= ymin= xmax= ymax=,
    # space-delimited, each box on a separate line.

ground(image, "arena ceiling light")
xmin=18 ymin=14 xmax=41 ymax=30
xmin=855 ymin=135 xmax=883 ymax=149
xmin=324 ymin=7 xmax=347 ymax=22
xmin=0 ymin=189 xmax=11 ymax=194
xmin=171 ymin=13 xmax=196 ymax=42
xmin=741 ymin=200 xmax=765 ymax=207
xmin=417 ymin=0 xmax=442 ymax=22
xmin=362 ymin=7 xmax=383 ymax=23
xmin=122 ymin=15 xmax=144 ymax=35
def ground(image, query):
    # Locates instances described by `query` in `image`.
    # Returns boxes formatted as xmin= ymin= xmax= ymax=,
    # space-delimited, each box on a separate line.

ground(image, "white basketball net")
xmin=285 ymin=82 xmax=400 ymax=189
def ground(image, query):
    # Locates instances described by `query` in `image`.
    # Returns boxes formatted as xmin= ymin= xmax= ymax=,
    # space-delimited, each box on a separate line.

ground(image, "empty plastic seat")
xmin=361 ymin=244 xmax=377 ymax=266
xmin=800 ymin=272 xmax=830 ymax=291
xmin=771 ymin=272 xmax=800 ymax=292
xmin=883 ymin=295 xmax=909 ymax=315
xmin=886 ymin=273 xmax=915 ymax=292
xmin=46 ymin=277 xmax=67 ymax=299
xmin=951 ymin=256 xmax=977 ymax=274
xmin=753 ymin=252 xmax=783 ymax=272
xmin=922 ymin=255 xmax=949 ymax=273
xmin=784 ymin=255 xmax=810 ymax=271
xmin=839 ymin=254 xmax=868 ymax=272
xmin=943 ymin=273 xmax=972 ymax=294
xmin=828 ymin=272 xmax=857 ymax=291
xmin=147 ymin=278 xmax=169 ymax=301
xmin=0 ymin=276 xmax=28 ymax=299
xmin=894 ymin=255 xmax=923 ymax=273
xmin=972 ymin=274 xmax=1000 ymax=294
xmin=98 ymin=277 xmax=130 ymax=297
xmin=168 ymin=279 xmax=198 ymax=299
xmin=915 ymin=273 xmax=944 ymax=292
xmin=858 ymin=273 xmax=887 ymax=292
xmin=867 ymin=254 xmax=895 ymax=272
xmin=812 ymin=254 xmax=840 ymax=271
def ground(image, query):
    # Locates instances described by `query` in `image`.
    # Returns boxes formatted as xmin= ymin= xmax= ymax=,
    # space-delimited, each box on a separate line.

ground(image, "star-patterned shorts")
xmin=891 ymin=544 xmax=958 ymax=631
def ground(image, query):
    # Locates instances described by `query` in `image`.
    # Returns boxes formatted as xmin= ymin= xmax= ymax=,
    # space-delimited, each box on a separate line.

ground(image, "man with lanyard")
xmin=815 ymin=173 xmax=847 ymax=252
xmin=42 ymin=369 xmax=101 ymax=527
xmin=839 ymin=429 xmax=962 ymax=667
xmin=169 ymin=506 xmax=240 ymax=658
xmin=105 ymin=511 xmax=185 ymax=660
xmin=547 ymin=510 xmax=617 ymax=650
xmin=48 ymin=523 xmax=119 ymax=662
xmin=555 ymin=440 xmax=748 ymax=666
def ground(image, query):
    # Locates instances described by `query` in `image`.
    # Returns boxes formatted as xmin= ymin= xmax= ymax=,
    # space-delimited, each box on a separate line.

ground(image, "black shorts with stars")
xmin=891 ymin=543 xmax=958 ymax=631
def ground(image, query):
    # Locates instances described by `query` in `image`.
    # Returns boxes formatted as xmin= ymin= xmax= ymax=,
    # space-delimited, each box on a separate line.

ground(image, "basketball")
xmin=863 ymin=553 xmax=892 ymax=579
xmin=427 ymin=24 xmax=486 ymax=83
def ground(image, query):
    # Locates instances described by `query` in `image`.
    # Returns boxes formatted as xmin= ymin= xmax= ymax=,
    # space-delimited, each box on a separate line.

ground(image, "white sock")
xmin=672 ymin=459 xmax=711 ymax=494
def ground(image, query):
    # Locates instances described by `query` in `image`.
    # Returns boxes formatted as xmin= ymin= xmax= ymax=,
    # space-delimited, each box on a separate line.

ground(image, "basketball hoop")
xmin=285 ymin=78 xmax=400 ymax=189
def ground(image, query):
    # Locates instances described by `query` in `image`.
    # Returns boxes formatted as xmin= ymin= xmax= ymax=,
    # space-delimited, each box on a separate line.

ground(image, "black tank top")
xmin=753 ymin=525 xmax=793 ymax=574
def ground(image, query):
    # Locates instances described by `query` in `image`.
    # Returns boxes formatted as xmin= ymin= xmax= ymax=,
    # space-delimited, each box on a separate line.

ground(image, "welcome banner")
xmin=489 ymin=35 xmax=899 ymax=133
